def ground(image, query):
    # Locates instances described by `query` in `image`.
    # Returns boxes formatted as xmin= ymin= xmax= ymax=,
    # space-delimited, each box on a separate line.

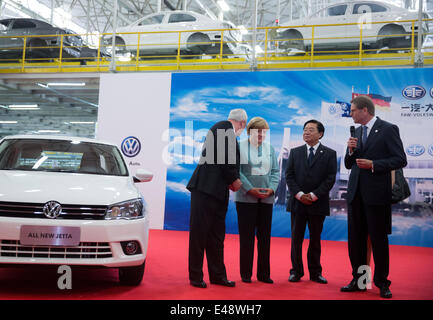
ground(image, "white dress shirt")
xmin=296 ymin=142 xmax=321 ymax=202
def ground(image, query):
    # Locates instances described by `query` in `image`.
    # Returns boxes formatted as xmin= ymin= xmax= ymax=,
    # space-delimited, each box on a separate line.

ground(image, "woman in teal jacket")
xmin=235 ymin=117 xmax=280 ymax=284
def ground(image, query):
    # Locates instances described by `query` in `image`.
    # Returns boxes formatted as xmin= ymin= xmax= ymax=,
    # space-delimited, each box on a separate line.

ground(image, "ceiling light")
xmin=8 ymin=104 xmax=39 ymax=110
xmin=47 ymin=82 xmax=86 ymax=87
xmin=0 ymin=121 xmax=18 ymax=124
xmin=37 ymin=130 xmax=60 ymax=133
xmin=217 ymin=0 xmax=230 ymax=12
xmin=69 ymin=121 xmax=95 ymax=124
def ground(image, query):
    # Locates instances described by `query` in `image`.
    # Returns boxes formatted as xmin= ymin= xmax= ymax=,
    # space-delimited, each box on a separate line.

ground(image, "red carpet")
xmin=0 ymin=229 xmax=432 ymax=300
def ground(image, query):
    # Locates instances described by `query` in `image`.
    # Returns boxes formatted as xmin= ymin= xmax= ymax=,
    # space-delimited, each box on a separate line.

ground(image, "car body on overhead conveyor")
xmin=0 ymin=18 xmax=84 ymax=60
xmin=106 ymin=10 xmax=242 ymax=57
xmin=274 ymin=1 xmax=430 ymax=54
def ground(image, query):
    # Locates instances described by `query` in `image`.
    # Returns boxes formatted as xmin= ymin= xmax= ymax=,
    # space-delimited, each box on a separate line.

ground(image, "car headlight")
xmin=105 ymin=198 xmax=145 ymax=220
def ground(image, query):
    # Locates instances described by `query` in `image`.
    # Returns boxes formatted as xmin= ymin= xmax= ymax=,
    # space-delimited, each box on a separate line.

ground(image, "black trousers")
xmin=188 ymin=190 xmax=228 ymax=282
xmin=348 ymin=191 xmax=391 ymax=288
xmin=235 ymin=201 xmax=273 ymax=280
xmin=290 ymin=210 xmax=325 ymax=278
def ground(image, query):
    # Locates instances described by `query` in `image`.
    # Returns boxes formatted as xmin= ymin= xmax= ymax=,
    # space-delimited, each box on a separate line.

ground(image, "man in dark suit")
xmin=286 ymin=119 xmax=337 ymax=284
xmin=341 ymin=95 xmax=407 ymax=299
xmin=187 ymin=109 xmax=247 ymax=288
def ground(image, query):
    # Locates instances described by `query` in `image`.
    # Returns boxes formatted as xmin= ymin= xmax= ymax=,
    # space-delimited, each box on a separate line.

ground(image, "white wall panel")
xmin=97 ymin=72 xmax=172 ymax=229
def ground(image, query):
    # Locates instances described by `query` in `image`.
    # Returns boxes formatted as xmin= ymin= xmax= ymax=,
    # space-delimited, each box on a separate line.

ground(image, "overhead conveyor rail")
xmin=0 ymin=17 xmax=431 ymax=73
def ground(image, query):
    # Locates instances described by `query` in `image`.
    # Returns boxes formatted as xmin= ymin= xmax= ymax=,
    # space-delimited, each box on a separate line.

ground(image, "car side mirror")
xmin=133 ymin=169 xmax=153 ymax=183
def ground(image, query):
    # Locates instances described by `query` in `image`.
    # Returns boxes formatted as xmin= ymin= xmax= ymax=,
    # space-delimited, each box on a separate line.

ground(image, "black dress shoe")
xmin=258 ymin=277 xmax=274 ymax=284
xmin=310 ymin=275 xmax=328 ymax=284
xmin=241 ymin=277 xmax=252 ymax=283
xmin=288 ymin=274 xmax=302 ymax=282
xmin=210 ymin=279 xmax=236 ymax=287
xmin=340 ymin=279 xmax=367 ymax=292
xmin=190 ymin=280 xmax=207 ymax=288
xmin=380 ymin=286 xmax=392 ymax=299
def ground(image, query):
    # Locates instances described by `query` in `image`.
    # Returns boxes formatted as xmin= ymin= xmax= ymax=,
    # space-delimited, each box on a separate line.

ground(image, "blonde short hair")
xmin=247 ymin=117 xmax=269 ymax=135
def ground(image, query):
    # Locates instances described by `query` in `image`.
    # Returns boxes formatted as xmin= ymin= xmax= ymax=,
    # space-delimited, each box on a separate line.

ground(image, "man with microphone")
xmin=341 ymin=95 xmax=407 ymax=298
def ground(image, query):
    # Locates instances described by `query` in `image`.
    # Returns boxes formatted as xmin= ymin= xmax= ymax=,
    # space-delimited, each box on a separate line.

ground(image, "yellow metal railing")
xmin=0 ymin=17 xmax=431 ymax=73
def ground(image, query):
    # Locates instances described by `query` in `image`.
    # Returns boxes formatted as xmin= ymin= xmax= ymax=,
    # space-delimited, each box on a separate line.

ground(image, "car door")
xmin=163 ymin=13 xmax=198 ymax=50
xmin=0 ymin=20 xmax=14 ymax=51
xmin=308 ymin=4 xmax=349 ymax=48
xmin=345 ymin=2 xmax=389 ymax=46
xmin=122 ymin=14 xmax=164 ymax=53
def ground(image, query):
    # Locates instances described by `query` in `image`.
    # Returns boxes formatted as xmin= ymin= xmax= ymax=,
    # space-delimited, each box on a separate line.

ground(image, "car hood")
xmin=0 ymin=170 xmax=139 ymax=206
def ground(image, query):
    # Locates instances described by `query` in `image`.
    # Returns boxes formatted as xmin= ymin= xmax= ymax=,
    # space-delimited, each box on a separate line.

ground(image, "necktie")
xmin=362 ymin=125 xmax=368 ymax=146
xmin=308 ymin=146 xmax=314 ymax=166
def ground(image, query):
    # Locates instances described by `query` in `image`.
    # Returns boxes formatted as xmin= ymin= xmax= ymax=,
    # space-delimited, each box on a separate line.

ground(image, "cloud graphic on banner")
xmin=233 ymin=86 xmax=284 ymax=103
xmin=170 ymin=95 xmax=220 ymax=120
xmin=166 ymin=181 xmax=189 ymax=194
xmin=163 ymin=134 xmax=204 ymax=165
xmin=171 ymin=85 xmax=292 ymax=121
xmin=283 ymin=114 xmax=319 ymax=126
xmin=287 ymin=99 xmax=305 ymax=115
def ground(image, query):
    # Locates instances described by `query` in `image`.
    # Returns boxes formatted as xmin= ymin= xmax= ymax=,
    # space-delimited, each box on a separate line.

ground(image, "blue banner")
xmin=163 ymin=68 xmax=433 ymax=248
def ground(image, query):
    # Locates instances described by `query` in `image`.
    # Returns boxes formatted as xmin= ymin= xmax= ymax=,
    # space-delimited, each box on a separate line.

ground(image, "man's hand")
xmin=229 ymin=179 xmax=242 ymax=192
xmin=356 ymin=158 xmax=373 ymax=170
xmin=347 ymin=137 xmax=358 ymax=154
xmin=299 ymin=194 xmax=313 ymax=205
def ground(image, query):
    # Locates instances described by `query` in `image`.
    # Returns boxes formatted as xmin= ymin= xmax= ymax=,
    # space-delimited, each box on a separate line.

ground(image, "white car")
xmin=276 ymin=1 xmax=429 ymax=52
xmin=111 ymin=10 xmax=242 ymax=56
xmin=0 ymin=135 xmax=152 ymax=286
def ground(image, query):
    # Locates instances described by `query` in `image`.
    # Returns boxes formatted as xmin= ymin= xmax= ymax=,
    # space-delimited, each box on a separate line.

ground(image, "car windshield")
xmin=0 ymin=139 xmax=128 ymax=176
xmin=138 ymin=14 xmax=164 ymax=26
xmin=168 ymin=14 xmax=197 ymax=23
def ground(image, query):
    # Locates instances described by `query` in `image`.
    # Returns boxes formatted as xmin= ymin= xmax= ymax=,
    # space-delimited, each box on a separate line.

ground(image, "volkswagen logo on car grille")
xmin=402 ymin=85 xmax=426 ymax=100
xmin=43 ymin=201 xmax=62 ymax=219
xmin=121 ymin=136 xmax=141 ymax=158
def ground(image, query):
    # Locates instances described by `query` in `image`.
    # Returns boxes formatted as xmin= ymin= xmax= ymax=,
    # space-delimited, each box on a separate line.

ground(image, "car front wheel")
xmin=118 ymin=260 xmax=145 ymax=286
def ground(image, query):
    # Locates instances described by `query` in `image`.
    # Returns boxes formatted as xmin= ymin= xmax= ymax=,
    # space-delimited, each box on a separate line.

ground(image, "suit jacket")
xmin=187 ymin=120 xmax=240 ymax=203
xmin=285 ymin=143 xmax=337 ymax=216
xmin=344 ymin=117 xmax=407 ymax=206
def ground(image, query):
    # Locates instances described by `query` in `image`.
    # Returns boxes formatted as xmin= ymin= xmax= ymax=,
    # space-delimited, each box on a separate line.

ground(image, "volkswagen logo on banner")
xmin=121 ymin=136 xmax=141 ymax=158
xmin=328 ymin=104 xmax=338 ymax=115
xmin=43 ymin=201 xmax=62 ymax=219
xmin=406 ymin=144 xmax=425 ymax=157
xmin=428 ymin=144 xmax=433 ymax=157
xmin=402 ymin=85 xmax=426 ymax=100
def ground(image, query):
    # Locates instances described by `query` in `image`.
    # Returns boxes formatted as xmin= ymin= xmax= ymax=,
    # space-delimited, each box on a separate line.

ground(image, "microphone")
xmin=350 ymin=126 xmax=357 ymax=151
xmin=350 ymin=126 xmax=355 ymax=138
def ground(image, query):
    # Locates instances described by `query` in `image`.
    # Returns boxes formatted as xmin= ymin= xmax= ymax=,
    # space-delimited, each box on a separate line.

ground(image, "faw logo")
xmin=402 ymin=85 xmax=426 ymax=100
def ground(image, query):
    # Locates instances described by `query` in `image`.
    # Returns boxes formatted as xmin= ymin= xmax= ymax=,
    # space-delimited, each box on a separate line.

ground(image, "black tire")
xmin=187 ymin=33 xmax=211 ymax=54
xmin=118 ymin=260 xmax=145 ymax=286
xmin=376 ymin=24 xmax=408 ymax=50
